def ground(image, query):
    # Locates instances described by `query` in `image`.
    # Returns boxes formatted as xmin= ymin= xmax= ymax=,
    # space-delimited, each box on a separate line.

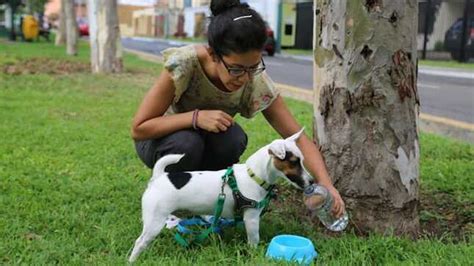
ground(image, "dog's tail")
xmin=152 ymin=154 xmax=185 ymax=177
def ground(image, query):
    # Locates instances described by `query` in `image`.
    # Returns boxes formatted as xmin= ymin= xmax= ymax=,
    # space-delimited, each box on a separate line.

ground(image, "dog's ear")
xmin=286 ymin=127 xmax=305 ymax=142
xmin=268 ymin=140 xmax=286 ymax=160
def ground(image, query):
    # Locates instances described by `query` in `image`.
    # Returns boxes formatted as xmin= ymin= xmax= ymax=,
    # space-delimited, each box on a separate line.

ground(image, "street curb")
xmin=124 ymin=48 xmax=474 ymax=143
xmin=124 ymin=48 xmax=163 ymax=61
xmin=418 ymin=67 xmax=474 ymax=79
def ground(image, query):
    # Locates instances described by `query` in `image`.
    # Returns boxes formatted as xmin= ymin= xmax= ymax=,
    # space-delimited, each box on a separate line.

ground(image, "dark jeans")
xmin=134 ymin=123 xmax=248 ymax=172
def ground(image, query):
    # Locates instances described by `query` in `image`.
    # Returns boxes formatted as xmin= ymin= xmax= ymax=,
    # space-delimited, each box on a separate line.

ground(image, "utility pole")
xmin=459 ymin=0 xmax=471 ymax=62
xmin=276 ymin=0 xmax=282 ymax=53
xmin=422 ymin=0 xmax=432 ymax=60
xmin=8 ymin=0 xmax=19 ymax=41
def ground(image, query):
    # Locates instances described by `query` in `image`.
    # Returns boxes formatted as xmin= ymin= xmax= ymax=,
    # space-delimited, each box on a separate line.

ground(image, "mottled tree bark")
xmin=88 ymin=0 xmax=123 ymax=73
xmin=313 ymin=0 xmax=420 ymax=235
xmin=64 ymin=0 xmax=78 ymax=56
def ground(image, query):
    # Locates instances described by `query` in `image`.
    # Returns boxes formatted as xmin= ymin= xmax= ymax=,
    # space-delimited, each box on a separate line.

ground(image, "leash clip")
xmin=218 ymin=192 xmax=226 ymax=201
xmin=220 ymin=179 xmax=227 ymax=194
xmin=221 ymin=167 xmax=233 ymax=194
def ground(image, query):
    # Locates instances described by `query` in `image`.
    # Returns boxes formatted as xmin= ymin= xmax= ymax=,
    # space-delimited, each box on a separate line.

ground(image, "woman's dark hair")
xmin=208 ymin=0 xmax=267 ymax=57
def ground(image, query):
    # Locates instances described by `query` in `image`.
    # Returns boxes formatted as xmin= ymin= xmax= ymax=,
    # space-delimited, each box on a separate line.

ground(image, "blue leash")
xmin=176 ymin=216 xmax=240 ymax=235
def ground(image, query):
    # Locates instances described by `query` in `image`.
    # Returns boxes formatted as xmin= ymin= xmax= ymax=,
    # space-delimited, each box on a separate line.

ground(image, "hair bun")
xmin=210 ymin=0 xmax=241 ymax=16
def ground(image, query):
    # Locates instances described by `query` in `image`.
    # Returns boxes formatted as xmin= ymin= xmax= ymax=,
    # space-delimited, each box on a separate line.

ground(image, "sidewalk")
xmin=276 ymin=53 xmax=474 ymax=79
xmin=418 ymin=66 xmax=474 ymax=79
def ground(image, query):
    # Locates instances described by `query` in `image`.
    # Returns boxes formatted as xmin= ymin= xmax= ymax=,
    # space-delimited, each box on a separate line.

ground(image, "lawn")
xmin=418 ymin=59 xmax=474 ymax=71
xmin=1 ymin=40 xmax=473 ymax=265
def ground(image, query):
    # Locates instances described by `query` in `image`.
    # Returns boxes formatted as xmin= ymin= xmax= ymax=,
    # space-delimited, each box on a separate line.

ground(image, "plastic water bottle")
xmin=303 ymin=184 xmax=348 ymax=232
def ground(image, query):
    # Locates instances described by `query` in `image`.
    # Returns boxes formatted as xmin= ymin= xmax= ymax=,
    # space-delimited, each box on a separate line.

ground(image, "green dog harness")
xmin=174 ymin=167 xmax=276 ymax=247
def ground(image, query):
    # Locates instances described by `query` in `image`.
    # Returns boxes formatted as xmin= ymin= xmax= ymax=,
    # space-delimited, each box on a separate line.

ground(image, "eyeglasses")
xmin=219 ymin=56 xmax=266 ymax=77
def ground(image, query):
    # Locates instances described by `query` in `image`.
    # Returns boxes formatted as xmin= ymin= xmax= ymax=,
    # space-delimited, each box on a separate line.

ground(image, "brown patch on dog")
xmin=272 ymin=152 xmax=301 ymax=176
xmin=270 ymin=151 xmax=305 ymax=188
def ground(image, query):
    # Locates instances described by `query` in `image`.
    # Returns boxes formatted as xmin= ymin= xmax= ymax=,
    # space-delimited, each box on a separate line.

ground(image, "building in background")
xmin=119 ymin=0 xmax=157 ymax=37
xmin=36 ymin=0 xmax=473 ymax=59
xmin=418 ymin=0 xmax=473 ymax=51
xmin=44 ymin=0 xmax=88 ymax=27
xmin=183 ymin=0 xmax=209 ymax=38
xmin=243 ymin=0 xmax=313 ymax=50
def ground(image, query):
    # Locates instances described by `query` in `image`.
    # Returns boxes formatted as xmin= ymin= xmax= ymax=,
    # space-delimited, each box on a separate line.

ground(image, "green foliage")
xmin=434 ymin=41 xmax=445 ymax=52
xmin=419 ymin=60 xmax=474 ymax=70
xmin=29 ymin=0 xmax=50 ymax=13
xmin=1 ymin=39 xmax=473 ymax=265
xmin=1 ymin=0 xmax=22 ymax=8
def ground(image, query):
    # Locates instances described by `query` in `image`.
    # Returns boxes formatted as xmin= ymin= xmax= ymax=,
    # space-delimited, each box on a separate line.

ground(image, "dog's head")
xmin=267 ymin=128 xmax=314 ymax=190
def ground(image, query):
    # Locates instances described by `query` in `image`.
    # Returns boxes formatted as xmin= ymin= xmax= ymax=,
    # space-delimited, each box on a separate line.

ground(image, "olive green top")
xmin=162 ymin=45 xmax=279 ymax=118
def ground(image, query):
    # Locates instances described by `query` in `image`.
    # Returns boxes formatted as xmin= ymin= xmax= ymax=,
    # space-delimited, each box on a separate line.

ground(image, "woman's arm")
xmin=131 ymin=70 xmax=195 ymax=140
xmin=262 ymin=96 xmax=345 ymax=217
xmin=131 ymin=70 xmax=234 ymax=140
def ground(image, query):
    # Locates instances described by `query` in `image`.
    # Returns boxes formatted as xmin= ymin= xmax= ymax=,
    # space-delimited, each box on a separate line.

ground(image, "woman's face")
xmin=217 ymin=50 xmax=263 ymax=92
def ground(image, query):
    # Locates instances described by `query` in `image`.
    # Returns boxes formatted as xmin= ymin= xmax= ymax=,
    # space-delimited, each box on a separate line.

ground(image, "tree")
xmin=313 ymin=0 xmax=420 ymax=235
xmin=24 ymin=0 xmax=50 ymax=14
xmin=64 ymin=0 xmax=77 ymax=55
xmin=3 ymin=0 xmax=22 ymax=41
xmin=55 ymin=0 xmax=66 ymax=46
xmin=87 ymin=0 xmax=123 ymax=73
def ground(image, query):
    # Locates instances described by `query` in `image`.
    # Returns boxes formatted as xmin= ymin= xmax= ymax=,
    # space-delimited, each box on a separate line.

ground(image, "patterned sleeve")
xmin=240 ymin=72 xmax=280 ymax=118
xmin=161 ymin=47 xmax=195 ymax=103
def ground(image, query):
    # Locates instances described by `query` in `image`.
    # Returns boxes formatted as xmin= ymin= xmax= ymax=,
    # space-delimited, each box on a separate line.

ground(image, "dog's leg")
xmin=128 ymin=213 xmax=168 ymax=263
xmin=243 ymin=209 xmax=262 ymax=247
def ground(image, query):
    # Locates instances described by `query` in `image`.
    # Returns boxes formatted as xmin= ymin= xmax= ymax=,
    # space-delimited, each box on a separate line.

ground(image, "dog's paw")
xmin=247 ymin=241 xmax=259 ymax=248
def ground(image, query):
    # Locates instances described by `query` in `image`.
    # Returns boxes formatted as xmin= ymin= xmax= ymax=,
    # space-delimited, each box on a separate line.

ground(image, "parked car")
xmin=444 ymin=17 xmax=474 ymax=60
xmin=77 ymin=17 xmax=89 ymax=36
xmin=264 ymin=22 xmax=276 ymax=56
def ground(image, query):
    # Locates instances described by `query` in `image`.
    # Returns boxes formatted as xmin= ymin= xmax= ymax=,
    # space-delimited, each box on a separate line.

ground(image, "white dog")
xmin=129 ymin=129 xmax=313 ymax=262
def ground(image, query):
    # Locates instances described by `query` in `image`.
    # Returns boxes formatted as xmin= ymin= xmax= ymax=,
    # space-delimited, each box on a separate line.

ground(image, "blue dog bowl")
xmin=266 ymin=235 xmax=318 ymax=264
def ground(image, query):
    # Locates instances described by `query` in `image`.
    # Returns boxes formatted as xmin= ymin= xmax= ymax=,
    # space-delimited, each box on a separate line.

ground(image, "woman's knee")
xmin=168 ymin=130 xmax=205 ymax=156
xmin=135 ymin=130 xmax=205 ymax=171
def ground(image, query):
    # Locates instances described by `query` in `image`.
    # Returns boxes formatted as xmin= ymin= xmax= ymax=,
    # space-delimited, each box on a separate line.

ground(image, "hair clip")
xmin=233 ymin=15 xmax=253 ymax=21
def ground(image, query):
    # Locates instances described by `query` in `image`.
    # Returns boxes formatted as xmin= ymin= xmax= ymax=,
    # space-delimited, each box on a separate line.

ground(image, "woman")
xmin=131 ymin=0 xmax=345 ymax=217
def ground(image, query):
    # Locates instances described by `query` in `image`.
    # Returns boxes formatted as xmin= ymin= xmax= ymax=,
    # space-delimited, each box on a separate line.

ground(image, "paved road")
xmin=122 ymin=37 xmax=474 ymax=124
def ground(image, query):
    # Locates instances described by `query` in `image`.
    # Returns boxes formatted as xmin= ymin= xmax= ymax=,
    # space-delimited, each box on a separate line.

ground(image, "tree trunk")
xmin=55 ymin=0 xmax=66 ymax=46
xmin=24 ymin=0 xmax=32 ymax=14
xmin=88 ymin=0 xmax=123 ymax=73
xmin=313 ymin=0 xmax=420 ymax=235
xmin=64 ymin=0 xmax=78 ymax=55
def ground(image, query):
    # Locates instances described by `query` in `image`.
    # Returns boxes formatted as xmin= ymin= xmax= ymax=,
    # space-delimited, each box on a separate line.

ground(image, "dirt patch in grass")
xmin=2 ymin=57 xmax=152 ymax=76
xmin=2 ymin=58 xmax=90 ymax=75
xmin=419 ymin=190 xmax=473 ymax=241
xmin=271 ymin=186 xmax=472 ymax=242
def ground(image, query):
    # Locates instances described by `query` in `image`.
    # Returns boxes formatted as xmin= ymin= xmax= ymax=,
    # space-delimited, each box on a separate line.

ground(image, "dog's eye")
xmin=289 ymin=159 xmax=299 ymax=165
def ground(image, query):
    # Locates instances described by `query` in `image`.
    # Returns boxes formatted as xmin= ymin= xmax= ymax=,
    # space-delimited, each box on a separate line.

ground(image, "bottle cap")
xmin=303 ymin=184 xmax=315 ymax=195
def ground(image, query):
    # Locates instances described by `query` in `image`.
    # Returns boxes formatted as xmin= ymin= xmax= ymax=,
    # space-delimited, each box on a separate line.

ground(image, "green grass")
xmin=281 ymin=48 xmax=313 ymax=57
xmin=168 ymin=36 xmax=206 ymax=44
xmin=418 ymin=60 xmax=474 ymax=70
xmin=1 ymin=39 xmax=473 ymax=265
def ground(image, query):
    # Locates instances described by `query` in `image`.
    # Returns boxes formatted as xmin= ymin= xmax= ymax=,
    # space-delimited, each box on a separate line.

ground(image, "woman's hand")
xmin=327 ymin=185 xmax=345 ymax=218
xmin=196 ymin=110 xmax=234 ymax=133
